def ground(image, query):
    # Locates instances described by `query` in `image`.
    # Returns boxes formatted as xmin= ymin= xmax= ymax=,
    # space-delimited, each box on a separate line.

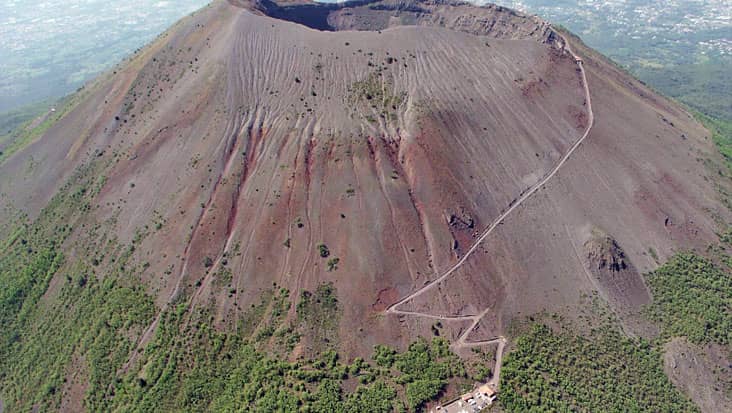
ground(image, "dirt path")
xmin=386 ymin=31 xmax=593 ymax=389
xmin=488 ymin=338 xmax=506 ymax=388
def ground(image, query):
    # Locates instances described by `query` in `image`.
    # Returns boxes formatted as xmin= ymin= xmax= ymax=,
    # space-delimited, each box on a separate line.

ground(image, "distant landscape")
xmin=0 ymin=0 xmax=209 ymax=121
xmin=491 ymin=0 xmax=732 ymax=121
xmin=1 ymin=0 xmax=730 ymax=133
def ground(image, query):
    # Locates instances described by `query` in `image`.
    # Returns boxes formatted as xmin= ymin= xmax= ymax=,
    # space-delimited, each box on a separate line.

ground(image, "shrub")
xmin=327 ymin=257 xmax=339 ymax=271
xmin=317 ymin=244 xmax=330 ymax=258
xmin=372 ymin=345 xmax=397 ymax=368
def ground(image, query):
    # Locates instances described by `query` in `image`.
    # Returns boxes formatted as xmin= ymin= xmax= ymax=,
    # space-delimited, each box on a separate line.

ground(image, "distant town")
xmin=491 ymin=0 xmax=732 ymax=121
xmin=492 ymin=0 xmax=732 ymax=60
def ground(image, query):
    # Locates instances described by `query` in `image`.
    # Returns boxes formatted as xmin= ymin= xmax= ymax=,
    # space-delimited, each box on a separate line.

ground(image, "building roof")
xmin=477 ymin=384 xmax=496 ymax=396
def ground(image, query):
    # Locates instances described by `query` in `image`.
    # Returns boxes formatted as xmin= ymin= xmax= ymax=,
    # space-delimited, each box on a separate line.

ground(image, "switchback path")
xmin=386 ymin=31 xmax=594 ymax=388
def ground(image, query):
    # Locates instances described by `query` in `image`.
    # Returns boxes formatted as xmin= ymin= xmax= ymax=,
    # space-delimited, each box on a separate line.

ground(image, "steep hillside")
xmin=0 ymin=0 xmax=729 ymax=411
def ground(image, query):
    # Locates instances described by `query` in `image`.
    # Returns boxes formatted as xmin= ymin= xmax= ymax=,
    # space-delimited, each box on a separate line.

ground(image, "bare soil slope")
xmin=0 ymin=0 xmax=728 ymax=364
xmin=664 ymin=338 xmax=732 ymax=413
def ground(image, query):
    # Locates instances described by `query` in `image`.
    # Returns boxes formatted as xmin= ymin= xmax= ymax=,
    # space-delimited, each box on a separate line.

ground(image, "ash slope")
xmin=0 ymin=0 xmax=727 ymax=368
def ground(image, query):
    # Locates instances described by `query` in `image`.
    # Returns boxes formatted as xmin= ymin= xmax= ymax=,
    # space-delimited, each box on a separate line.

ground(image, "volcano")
xmin=0 ymin=0 xmax=729 ymax=411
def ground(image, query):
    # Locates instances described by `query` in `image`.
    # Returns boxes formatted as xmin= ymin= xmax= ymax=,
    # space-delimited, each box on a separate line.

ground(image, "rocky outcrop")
xmin=584 ymin=229 xmax=651 ymax=313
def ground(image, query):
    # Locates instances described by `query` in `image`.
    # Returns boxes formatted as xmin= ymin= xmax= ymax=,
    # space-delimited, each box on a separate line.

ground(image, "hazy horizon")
xmin=1 ymin=0 xmax=729 ymax=119
xmin=0 ymin=0 xmax=210 ymax=113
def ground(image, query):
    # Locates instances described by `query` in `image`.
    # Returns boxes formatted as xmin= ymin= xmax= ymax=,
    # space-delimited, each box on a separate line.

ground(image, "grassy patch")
xmin=0 ymin=98 xmax=55 ymax=137
xmin=327 ymin=257 xmax=340 ymax=271
xmin=297 ymin=283 xmax=340 ymax=353
xmin=0 ymin=95 xmax=79 ymax=165
xmin=698 ymin=113 xmax=732 ymax=171
xmin=348 ymin=72 xmax=406 ymax=123
xmin=212 ymin=265 xmax=232 ymax=288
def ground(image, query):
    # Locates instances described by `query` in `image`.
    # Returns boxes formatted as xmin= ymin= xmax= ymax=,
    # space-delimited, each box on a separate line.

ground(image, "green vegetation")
xmin=89 ymin=282 xmax=468 ymax=412
xmin=648 ymin=246 xmax=659 ymax=263
xmin=202 ymin=256 xmax=213 ymax=268
xmin=297 ymin=283 xmax=340 ymax=353
xmin=0 ymin=179 xmax=471 ymax=413
xmin=543 ymin=3 xmax=732 ymax=122
xmin=238 ymin=288 xmax=277 ymax=337
xmin=107 ymin=308 xmax=313 ymax=412
xmin=0 ymin=99 xmax=55 ymax=137
xmin=58 ymin=292 xmax=466 ymax=411
xmin=213 ymin=265 xmax=232 ymax=288
xmin=499 ymin=323 xmax=697 ymax=412
xmin=0 ymin=161 xmax=157 ymax=412
xmin=645 ymin=252 xmax=732 ymax=346
xmin=348 ymin=71 xmax=405 ymax=122
xmin=253 ymin=287 xmax=292 ymax=342
xmin=638 ymin=60 xmax=732 ymax=122
xmin=340 ymin=381 xmax=397 ymax=413
xmin=467 ymin=347 xmax=494 ymax=381
xmin=317 ymin=243 xmax=330 ymax=258
xmin=501 ymin=240 xmax=732 ymax=412
xmin=0 ymin=95 xmax=79 ymax=165
xmin=699 ymin=113 xmax=732 ymax=171
xmin=327 ymin=257 xmax=340 ymax=271
xmin=394 ymin=338 xmax=465 ymax=411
